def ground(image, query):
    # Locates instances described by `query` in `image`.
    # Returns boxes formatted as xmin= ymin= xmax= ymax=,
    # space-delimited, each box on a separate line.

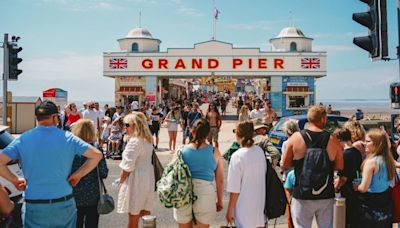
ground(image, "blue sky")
xmin=0 ymin=0 xmax=398 ymax=102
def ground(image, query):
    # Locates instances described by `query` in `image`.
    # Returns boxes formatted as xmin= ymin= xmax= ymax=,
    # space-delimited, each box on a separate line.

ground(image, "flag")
xmin=301 ymin=58 xmax=320 ymax=69
xmin=109 ymin=58 xmax=128 ymax=69
xmin=214 ymin=8 xmax=220 ymax=19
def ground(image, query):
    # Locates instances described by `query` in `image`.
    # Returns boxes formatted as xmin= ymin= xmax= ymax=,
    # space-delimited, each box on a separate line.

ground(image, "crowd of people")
xmin=2 ymin=95 xmax=400 ymax=228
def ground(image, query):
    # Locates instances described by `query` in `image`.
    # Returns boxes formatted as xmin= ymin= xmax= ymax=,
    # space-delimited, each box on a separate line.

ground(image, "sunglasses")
xmin=125 ymin=123 xmax=130 ymax=128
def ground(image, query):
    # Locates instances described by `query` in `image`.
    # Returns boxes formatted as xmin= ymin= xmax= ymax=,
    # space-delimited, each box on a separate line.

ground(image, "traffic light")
xmin=8 ymin=44 xmax=22 ymax=80
xmin=353 ymin=0 xmax=388 ymax=60
xmin=391 ymin=83 xmax=400 ymax=108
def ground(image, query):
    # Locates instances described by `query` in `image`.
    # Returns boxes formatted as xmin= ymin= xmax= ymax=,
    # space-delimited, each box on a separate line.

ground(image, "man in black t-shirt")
xmin=150 ymin=107 xmax=164 ymax=149
xmin=333 ymin=128 xmax=362 ymax=228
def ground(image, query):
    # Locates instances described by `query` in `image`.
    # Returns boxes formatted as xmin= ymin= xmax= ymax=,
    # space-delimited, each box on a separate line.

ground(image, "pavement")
xmin=99 ymin=103 xmax=291 ymax=228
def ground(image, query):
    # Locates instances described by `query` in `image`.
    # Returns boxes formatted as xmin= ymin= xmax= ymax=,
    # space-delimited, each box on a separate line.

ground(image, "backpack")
xmin=265 ymin=156 xmax=287 ymax=220
xmin=297 ymin=130 xmax=332 ymax=198
xmin=156 ymin=148 xmax=197 ymax=208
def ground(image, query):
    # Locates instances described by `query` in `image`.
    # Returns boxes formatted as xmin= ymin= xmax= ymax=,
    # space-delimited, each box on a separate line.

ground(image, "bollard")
xmin=333 ymin=197 xmax=346 ymax=228
xmin=142 ymin=215 xmax=157 ymax=228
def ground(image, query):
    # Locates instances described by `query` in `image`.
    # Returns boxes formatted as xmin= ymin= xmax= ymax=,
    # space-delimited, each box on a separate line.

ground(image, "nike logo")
xmin=311 ymin=175 xmax=329 ymax=195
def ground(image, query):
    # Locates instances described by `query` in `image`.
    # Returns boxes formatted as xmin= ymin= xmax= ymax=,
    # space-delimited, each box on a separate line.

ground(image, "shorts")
xmin=183 ymin=126 xmax=190 ymax=139
xmin=168 ymin=123 xmax=178 ymax=132
xmin=151 ymin=124 xmax=160 ymax=136
xmin=291 ymin=198 xmax=334 ymax=228
xmin=173 ymin=179 xmax=216 ymax=224
xmin=207 ymin=127 xmax=219 ymax=142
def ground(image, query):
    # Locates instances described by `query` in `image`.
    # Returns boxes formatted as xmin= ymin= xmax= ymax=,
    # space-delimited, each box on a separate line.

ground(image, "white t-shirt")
xmin=227 ymin=145 xmax=266 ymax=227
xmin=250 ymin=108 xmax=264 ymax=119
xmin=131 ymin=101 xmax=139 ymax=110
xmin=82 ymin=109 xmax=98 ymax=127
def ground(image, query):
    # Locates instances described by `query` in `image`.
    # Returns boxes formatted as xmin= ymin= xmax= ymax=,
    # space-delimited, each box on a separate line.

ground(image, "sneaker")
xmin=155 ymin=145 xmax=158 ymax=150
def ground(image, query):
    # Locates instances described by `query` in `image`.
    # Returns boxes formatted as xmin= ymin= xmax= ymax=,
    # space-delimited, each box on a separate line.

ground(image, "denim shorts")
xmin=24 ymin=198 xmax=77 ymax=228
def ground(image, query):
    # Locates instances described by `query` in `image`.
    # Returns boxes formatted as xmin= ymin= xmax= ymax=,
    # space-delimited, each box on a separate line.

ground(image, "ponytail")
xmin=240 ymin=136 xmax=254 ymax=147
xmin=189 ymin=118 xmax=211 ymax=148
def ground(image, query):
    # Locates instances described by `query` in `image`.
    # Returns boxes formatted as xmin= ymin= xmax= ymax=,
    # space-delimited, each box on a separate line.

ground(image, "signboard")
xmin=104 ymin=40 xmax=326 ymax=77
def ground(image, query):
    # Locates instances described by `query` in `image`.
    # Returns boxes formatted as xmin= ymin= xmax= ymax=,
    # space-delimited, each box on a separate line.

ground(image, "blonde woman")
xmin=118 ymin=112 xmax=155 ymax=228
xmin=353 ymin=129 xmax=395 ymax=227
xmin=70 ymin=119 xmax=108 ymax=228
xmin=226 ymin=121 xmax=266 ymax=227
xmin=238 ymin=105 xmax=249 ymax=122
xmin=343 ymin=120 xmax=366 ymax=157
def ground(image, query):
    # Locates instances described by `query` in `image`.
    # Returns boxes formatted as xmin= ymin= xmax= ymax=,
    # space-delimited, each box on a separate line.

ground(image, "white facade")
xmin=117 ymin=27 xmax=161 ymax=52
xmin=270 ymin=27 xmax=313 ymax=52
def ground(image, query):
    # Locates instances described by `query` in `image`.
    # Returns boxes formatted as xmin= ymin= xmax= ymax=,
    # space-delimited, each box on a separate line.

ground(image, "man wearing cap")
xmin=0 ymin=100 xmax=103 ymax=227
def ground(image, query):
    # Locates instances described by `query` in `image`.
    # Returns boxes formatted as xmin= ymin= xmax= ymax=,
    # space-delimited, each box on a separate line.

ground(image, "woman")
xmin=343 ymin=120 xmax=366 ymax=157
xmin=118 ymin=112 xmax=155 ymax=228
xmin=66 ymin=103 xmax=82 ymax=127
xmin=226 ymin=121 xmax=266 ymax=227
xmin=70 ymin=119 xmax=109 ymax=228
xmin=173 ymin=118 xmax=224 ymax=228
xmin=238 ymin=105 xmax=249 ymax=122
xmin=333 ymin=127 xmax=362 ymax=228
xmin=354 ymin=128 xmax=395 ymax=227
xmin=165 ymin=107 xmax=182 ymax=152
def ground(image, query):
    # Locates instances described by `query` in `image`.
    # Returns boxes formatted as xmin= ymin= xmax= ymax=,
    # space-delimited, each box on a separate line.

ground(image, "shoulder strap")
xmin=300 ymin=130 xmax=312 ymax=149
xmin=300 ymin=130 xmax=330 ymax=149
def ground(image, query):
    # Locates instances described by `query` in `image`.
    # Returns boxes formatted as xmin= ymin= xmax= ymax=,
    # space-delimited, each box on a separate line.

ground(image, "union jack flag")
xmin=109 ymin=58 xmax=127 ymax=69
xmin=301 ymin=58 xmax=320 ymax=69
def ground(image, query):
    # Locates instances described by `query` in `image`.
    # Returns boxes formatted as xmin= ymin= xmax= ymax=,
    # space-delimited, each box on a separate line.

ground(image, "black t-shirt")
xmin=181 ymin=111 xmax=189 ymax=127
xmin=338 ymin=147 xmax=362 ymax=198
xmin=151 ymin=113 xmax=164 ymax=125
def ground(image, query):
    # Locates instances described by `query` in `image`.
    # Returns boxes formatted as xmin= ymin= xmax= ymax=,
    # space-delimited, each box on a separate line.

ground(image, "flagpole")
xmin=213 ymin=0 xmax=216 ymax=40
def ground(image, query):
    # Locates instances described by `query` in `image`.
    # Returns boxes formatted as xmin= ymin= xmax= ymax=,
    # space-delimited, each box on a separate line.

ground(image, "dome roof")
xmin=125 ymin=27 xmax=153 ymax=39
xmin=276 ymin=27 xmax=306 ymax=38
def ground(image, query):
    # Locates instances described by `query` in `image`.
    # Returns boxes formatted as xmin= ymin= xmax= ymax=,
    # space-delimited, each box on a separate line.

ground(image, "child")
xmin=101 ymin=117 xmax=112 ymax=152
xmin=108 ymin=126 xmax=122 ymax=154
xmin=284 ymin=170 xmax=295 ymax=228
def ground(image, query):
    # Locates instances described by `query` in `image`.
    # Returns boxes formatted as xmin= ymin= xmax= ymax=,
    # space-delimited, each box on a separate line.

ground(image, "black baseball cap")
xmin=35 ymin=100 xmax=59 ymax=116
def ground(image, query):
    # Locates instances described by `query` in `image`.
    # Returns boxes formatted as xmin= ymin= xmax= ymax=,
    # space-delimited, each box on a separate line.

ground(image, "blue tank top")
xmin=181 ymin=144 xmax=216 ymax=181
xmin=368 ymin=156 xmax=392 ymax=193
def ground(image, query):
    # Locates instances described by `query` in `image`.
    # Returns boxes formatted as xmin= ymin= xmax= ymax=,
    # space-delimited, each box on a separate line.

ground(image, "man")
xmin=281 ymin=105 xmax=343 ymax=228
xmin=187 ymin=103 xmax=203 ymax=130
xmin=0 ymin=101 xmax=102 ymax=227
xmin=131 ymin=98 xmax=139 ymax=112
xmin=263 ymin=100 xmax=277 ymax=133
xmin=249 ymin=102 xmax=264 ymax=120
xmin=104 ymin=104 xmax=110 ymax=118
xmin=206 ymin=103 xmax=222 ymax=148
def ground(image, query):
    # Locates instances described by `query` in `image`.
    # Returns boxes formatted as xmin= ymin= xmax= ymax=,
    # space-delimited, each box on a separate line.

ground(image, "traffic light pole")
xmin=3 ymin=34 xmax=8 ymax=126
xmin=398 ymin=0 xmax=400 ymax=80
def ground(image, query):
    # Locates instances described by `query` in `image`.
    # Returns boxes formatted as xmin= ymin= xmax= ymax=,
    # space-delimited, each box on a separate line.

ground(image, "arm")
xmin=214 ymin=148 xmax=224 ymax=212
xmin=357 ymin=159 xmax=376 ymax=193
xmin=226 ymin=193 xmax=239 ymax=224
xmin=68 ymin=146 xmax=102 ymax=186
xmin=282 ymin=133 xmax=296 ymax=170
xmin=217 ymin=115 xmax=222 ymax=129
xmin=0 ymin=185 xmax=14 ymax=215
xmin=329 ymin=136 xmax=344 ymax=171
xmin=0 ymin=154 xmax=25 ymax=191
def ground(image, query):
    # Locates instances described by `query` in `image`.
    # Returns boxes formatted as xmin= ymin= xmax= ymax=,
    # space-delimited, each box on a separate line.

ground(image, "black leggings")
xmin=76 ymin=205 xmax=99 ymax=228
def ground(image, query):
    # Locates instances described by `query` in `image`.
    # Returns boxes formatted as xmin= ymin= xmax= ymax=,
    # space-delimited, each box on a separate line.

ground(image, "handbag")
xmin=152 ymin=149 xmax=164 ymax=190
xmin=392 ymin=173 xmax=400 ymax=223
xmin=220 ymin=222 xmax=236 ymax=228
xmin=97 ymin=167 xmax=115 ymax=214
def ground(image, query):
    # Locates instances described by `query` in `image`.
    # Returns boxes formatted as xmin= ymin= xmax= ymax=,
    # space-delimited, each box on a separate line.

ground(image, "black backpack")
xmin=264 ymin=156 xmax=287 ymax=220
xmin=297 ymin=130 xmax=332 ymax=198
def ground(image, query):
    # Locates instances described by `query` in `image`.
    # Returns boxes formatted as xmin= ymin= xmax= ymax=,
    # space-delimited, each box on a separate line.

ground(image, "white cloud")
xmin=39 ymin=0 xmax=123 ymax=11
xmin=317 ymin=64 xmax=399 ymax=99
xmin=7 ymin=53 xmax=114 ymax=102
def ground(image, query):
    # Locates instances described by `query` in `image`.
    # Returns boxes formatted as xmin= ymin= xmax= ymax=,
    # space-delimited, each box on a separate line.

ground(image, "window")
xmin=131 ymin=43 xmax=139 ymax=52
xmin=290 ymin=42 xmax=297 ymax=52
xmin=286 ymin=95 xmax=309 ymax=110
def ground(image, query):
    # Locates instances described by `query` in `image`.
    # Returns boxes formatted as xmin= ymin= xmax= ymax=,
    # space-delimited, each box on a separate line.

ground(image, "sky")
xmin=0 ymin=0 xmax=399 ymax=102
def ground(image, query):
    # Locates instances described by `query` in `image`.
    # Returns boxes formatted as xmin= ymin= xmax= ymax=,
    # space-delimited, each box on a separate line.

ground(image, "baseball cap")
xmin=35 ymin=100 xmax=59 ymax=116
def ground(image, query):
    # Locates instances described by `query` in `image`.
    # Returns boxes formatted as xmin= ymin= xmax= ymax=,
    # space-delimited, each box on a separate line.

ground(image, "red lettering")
xmin=192 ymin=59 xmax=203 ymax=69
xmin=232 ymin=58 xmax=243 ymax=69
xmin=158 ymin=59 xmax=168 ymax=69
xmin=274 ymin=58 xmax=284 ymax=69
xmin=258 ymin=58 xmax=267 ymax=69
xmin=208 ymin=59 xmax=219 ymax=69
xmin=248 ymin=58 xmax=253 ymax=69
xmin=142 ymin=59 xmax=153 ymax=69
xmin=175 ymin=59 xmax=186 ymax=69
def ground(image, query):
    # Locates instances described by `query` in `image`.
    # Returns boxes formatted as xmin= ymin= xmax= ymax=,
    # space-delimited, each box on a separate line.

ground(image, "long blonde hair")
xmin=362 ymin=128 xmax=395 ymax=180
xmin=124 ymin=112 xmax=153 ymax=144
xmin=71 ymin=119 xmax=96 ymax=143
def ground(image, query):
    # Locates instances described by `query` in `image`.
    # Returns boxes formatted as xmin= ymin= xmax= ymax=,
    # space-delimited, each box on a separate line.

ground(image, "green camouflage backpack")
xmin=156 ymin=147 xmax=197 ymax=208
